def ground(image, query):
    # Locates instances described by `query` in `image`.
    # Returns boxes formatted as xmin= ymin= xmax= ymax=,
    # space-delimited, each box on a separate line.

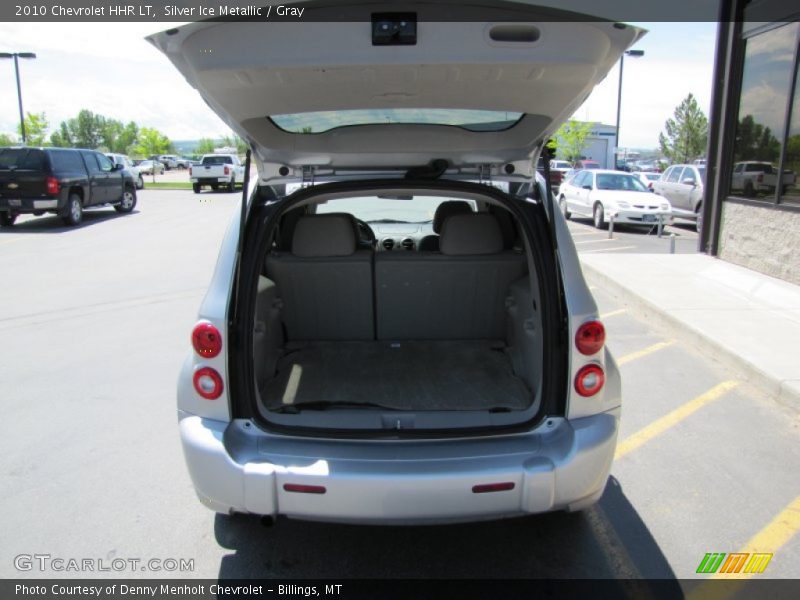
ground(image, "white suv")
xmin=151 ymin=5 xmax=635 ymax=524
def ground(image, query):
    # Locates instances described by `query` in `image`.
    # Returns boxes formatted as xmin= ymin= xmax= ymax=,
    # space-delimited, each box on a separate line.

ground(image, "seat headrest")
xmin=291 ymin=214 xmax=357 ymax=257
xmin=439 ymin=213 xmax=504 ymax=256
xmin=433 ymin=200 xmax=473 ymax=233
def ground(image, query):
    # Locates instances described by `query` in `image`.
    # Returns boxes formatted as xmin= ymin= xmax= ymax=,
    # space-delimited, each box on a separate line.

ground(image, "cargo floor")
xmin=261 ymin=340 xmax=531 ymax=411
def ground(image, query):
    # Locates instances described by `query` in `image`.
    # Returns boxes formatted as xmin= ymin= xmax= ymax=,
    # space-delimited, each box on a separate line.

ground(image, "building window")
xmin=782 ymin=42 xmax=800 ymax=205
xmin=730 ymin=22 xmax=799 ymax=202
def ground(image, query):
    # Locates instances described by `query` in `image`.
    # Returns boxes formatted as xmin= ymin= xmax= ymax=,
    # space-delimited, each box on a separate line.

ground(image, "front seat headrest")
xmin=432 ymin=200 xmax=473 ymax=233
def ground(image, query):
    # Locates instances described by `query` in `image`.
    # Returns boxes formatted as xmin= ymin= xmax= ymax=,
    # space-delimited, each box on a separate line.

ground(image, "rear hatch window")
xmin=0 ymin=148 xmax=47 ymax=170
xmin=202 ymin=156 xmax=233 ymax=165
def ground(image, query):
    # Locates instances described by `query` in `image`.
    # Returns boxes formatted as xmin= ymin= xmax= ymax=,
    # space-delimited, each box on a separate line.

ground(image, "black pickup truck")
xmin=0 ymin=147 xmax=137 ymax=227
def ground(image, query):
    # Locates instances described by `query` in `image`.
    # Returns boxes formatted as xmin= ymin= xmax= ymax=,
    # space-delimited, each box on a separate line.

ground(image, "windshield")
xmin=314 ymin=195 xmax=478 ymax=224
xmin=271 ymin=109 xmax=523 ymax=133
xmin=596 ymin=173 xmax=649 ymax=192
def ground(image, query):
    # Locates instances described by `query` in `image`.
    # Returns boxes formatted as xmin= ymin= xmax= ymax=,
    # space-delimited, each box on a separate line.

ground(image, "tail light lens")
xmin=575 ymin=364 xmax=605 ymax=397
xmin=46 ymin=176 xmax=59 ymax=196
xmin=193 ymin=367 xmax=224 ymax=400
xmin=192 ymin=323 xmax=222 ymax=358
xmin=757 ymin=173 xmax=763 ymax=183
xmin=224 ymin=165 xmax=230 ymax=176
xmin=575 ymin=320 xmax=605 ymax=355
xmin=189 ymin=167 xmax=193 ymax=176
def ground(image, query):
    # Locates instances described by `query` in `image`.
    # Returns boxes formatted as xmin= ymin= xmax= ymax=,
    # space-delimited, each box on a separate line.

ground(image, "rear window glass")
xmin=0 ymin=148 xmax=46 ymax=170
xmin=270 ymin=109 xmax=523 ymax=133
xmin=202 ymin=156 xmax=233 ymax=165
xmin=50 ymin=150 xmax=85 ymax=172
xmin=314 ymin=195 xmax=478 ymax=224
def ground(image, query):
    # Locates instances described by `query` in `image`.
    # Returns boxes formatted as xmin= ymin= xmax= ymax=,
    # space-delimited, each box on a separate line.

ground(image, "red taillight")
xmin=224 ymin=165 xmax=230 ymax=176
xmin=472 ymin=482 xmax=515 ymax=494
xmin=193 ymin=367 xmax=224 ymax=400
xmin=189 ymin=167 xmax=193 ymax=176
xmin=757 ymin=173 xmax=763 ymax=183
xmin=46 ymin=176 xmax=59 ymax=196
xmin=575 ymin=364 xmax=605 ymax=397
xmin=192 ymin=323 xmax=222 ymax=358
xmin=575 ymin=320 xmax=605 ymax=355
xmin=283 ymin=483 xmax=326 ymax=494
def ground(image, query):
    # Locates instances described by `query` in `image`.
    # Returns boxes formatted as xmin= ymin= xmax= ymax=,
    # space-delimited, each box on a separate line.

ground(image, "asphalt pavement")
xmin=0 ymin=191 xmax=797 ymax=584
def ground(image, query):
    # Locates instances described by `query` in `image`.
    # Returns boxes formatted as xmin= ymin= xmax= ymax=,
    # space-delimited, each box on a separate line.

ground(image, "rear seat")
xmin=265 ymin=214 xmax=374 ymax=340
xmin=374 ymin=213 xmax=527 ymax=340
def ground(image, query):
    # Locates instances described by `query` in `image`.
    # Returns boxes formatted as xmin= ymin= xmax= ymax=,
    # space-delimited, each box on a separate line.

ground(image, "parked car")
xmin=156 ymin=154 xmax=190 ymax=169
xmin=574 ymin=159 xmax=601 ymax=170
xmin=190 ymin=154 xmax=245 ymax=193
xmin=631 ymin=170 xmax=662 ymax=191
xmin=151 ymin=9 xmax=637 ymax=524
xmin=0 ymin=147 xmax=137 ymax=227
xmin=652 ymin=164 xmax=705 ymax=232
xmin=106 ymin=153 xmax=144 ymax=189
xmin=137 ymin=159 xmax=165 ymax=175
xmin=559 ymin=169 xmax=672 ymax=229
xmin=731 ymin=161 xmax=796 ymax=197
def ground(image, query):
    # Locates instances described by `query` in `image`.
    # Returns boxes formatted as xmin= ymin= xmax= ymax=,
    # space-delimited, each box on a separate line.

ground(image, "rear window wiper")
xmin=271 ymin=401 xmax=399 ymax=413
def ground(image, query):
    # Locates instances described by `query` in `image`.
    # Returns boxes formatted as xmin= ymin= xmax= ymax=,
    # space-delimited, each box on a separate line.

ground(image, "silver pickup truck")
xmin=731 ymin=161 xmax=796 ymax=197
xmin=189 ymin=154 xmax=245 ymax=193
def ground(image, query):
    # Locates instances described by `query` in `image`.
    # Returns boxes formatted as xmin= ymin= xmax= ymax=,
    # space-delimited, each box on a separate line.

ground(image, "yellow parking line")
xmin=600 ymin=308 xmax=627 ymax=319
xmin=617 ymin=340 xmax=675 ymax=365
xmin=582 ymin=246 xmax=637 ymax=253
xmin=687 ymin=495 xmax=800 ymax=600
xmin=615 ymin=380 xmax=740 ymax=460
xmin=711 ymin=494 xmax=800 ymax=580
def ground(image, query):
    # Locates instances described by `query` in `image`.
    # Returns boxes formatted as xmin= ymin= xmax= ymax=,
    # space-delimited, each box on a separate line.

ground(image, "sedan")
xmin=137 ymin=159 xmax=165 ymax=175
xmin=559 ymin=169 xmax=673 ymax=229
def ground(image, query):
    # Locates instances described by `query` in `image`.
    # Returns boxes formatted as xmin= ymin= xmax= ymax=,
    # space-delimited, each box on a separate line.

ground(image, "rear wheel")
xmin=115 ymin=187 xmax=137 ymax=213
xmin=0 ymin=212 xmax=17 ymax=227
xmin=559 ymin=196 xmax=571 ymax=219
xmin=62 ymin=194 xmax=83 ymax=226
xmin=193 ymin=183 xmax=201 ymax=194
xmin=227 ymin=179 xmax=236 ymax=193
xmin=744 ymin=180 xmax=755 ymax=198
xmin=136 ymin=175 xmax=144 ymax=189
xmin=593 ymin=203 xmax=606 ymax=229
xmin=695 ymin=204 xmax=703 ymax=236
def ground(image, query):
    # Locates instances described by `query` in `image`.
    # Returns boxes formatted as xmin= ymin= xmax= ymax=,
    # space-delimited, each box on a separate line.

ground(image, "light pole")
xmin=0 ymin=52 xmax=37 ymax=144
xmin=614 ymin=49 xmax=644 ymax=170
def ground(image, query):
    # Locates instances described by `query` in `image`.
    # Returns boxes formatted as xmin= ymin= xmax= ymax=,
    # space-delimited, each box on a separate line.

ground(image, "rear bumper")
xmin=0 ymin=198 xmax=60 ymax=212
xmin=191 ymin=177 xmax=230 ymax=185
xmin=610 ymin=210 xmax=673 ymax=226
xmin=178 ymin=410 xmax=619 ymax=524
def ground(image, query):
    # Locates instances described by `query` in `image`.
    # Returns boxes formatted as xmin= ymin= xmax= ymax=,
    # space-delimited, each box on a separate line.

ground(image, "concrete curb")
xmin=580 ymin=261 xmax=800 ymax=409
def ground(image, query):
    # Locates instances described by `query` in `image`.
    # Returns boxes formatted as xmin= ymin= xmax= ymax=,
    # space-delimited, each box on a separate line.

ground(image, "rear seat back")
xmin=375 ymin=213 xmax=527 ymax=340
xmin=266 ymin=214 xmax=374 ymax=341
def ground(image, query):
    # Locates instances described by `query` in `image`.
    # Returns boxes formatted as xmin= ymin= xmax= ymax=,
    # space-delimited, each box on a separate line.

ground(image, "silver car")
xmin=152 ymin=6 xmax=633 ymax=524
xmin=653 ymin=164 xmax=705 ymax=232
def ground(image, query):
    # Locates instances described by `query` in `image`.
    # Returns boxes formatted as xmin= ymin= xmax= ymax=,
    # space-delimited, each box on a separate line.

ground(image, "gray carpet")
xmin=261 ymin=340 xmax=532 ymax=411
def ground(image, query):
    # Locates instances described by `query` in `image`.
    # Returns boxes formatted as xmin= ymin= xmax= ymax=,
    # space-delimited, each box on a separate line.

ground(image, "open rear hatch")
xmin=147 ymin=2 xmax=644 ymax=176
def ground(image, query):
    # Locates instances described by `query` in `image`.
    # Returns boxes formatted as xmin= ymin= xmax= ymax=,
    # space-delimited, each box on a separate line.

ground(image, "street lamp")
xmin=0 ymin=52 xmax=37 ymax=145
xmin=614 ymin=49 xmax=644 ymax=170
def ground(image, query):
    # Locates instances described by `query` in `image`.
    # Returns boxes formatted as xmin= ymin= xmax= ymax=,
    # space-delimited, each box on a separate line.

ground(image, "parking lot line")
xmin=710 ymin=494 xmax=800 ymax=581
xmin=600 ymin=308 xmax=627 ymax=319
xmin=569 ymin=230 xmax=603 ymax=237
xmin=617 ymin=340 xmax=675 ymax=365
xmin=581 ymin=246 xmax=637 ymax=253
xmin=574 ymin=238 xmax=619 ymax=245
xmin=615 ymin=380 xmax=740 ymax=460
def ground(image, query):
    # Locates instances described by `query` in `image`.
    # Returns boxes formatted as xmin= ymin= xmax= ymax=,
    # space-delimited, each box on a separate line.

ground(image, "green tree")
xmin=134 ymin=127 xmax=173 ymax=157
xmin=0 ymin=132 xmax=16 ymax=146
xmin=50 ymin=121 xmax=73 ymax=147
xmin=550 ymin=119 xmax=594 ymax=164
xmin=658 ymin=93 xmax=709 ymax=164
xmin=194 ymin=138 xmax=217 ymax=154
xmin=17 ymin=112 xmax=49 ymax=146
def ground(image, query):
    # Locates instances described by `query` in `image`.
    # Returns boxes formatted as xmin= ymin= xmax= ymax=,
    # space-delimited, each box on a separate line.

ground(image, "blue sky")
xmin=0 ymin=21 xmax=717 ymax=149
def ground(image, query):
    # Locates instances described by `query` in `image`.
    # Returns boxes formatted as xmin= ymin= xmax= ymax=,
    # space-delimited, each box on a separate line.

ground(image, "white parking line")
xmin=600 ymin=308 xmax=627 ymax=319
xmin=574 ymin=238 xmax=619 ymax=245
xmin=581 ymin=246 xmax=637 ymax=253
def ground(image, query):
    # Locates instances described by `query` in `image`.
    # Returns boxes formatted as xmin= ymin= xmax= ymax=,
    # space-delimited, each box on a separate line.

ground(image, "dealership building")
xmin=703 ymin=0 xmax=800 ymax=284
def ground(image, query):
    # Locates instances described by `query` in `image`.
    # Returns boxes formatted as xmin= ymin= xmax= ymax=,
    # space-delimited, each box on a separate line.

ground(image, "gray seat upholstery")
xmin=266 ymin=214 xmax=374 ymax=341
xmin=375 ymin=213 xmax=527 ymax=340
xmin=417 ymin=200 xmax=473 ymax=252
